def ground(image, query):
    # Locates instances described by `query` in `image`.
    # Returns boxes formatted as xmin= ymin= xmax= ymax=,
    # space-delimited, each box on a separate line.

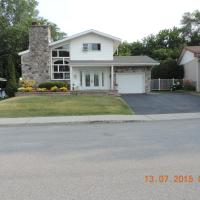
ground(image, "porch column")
xmin=70 ymin=66 xmax=73 ymax=91
xmin=111 ymin=65 xmax=114 ymax=90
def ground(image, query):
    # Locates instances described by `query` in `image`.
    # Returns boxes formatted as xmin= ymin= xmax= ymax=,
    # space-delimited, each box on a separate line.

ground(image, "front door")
xmin=82 ymin=70 xmax=105 ymax=90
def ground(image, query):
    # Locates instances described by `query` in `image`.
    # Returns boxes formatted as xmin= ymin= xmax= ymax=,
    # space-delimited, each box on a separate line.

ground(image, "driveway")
xmin=122 ymin=92 xmax=200 ymax=114
xmin=0 ymin=121 xmax=200 ymax=199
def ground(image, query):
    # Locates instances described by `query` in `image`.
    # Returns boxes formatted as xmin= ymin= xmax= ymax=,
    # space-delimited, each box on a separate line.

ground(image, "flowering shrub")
xmin=50 ymin=86 xmax=59 ymax=92
xmin=39 ymin=82 xmax=67 ymax=89
xmin=60 ymin=87 xmax=68 ymax=92
xmin=36 ymin=88 xmax=47 ymax=92
xmin=20 ymin=79 xmax=36 ymax=88
xmin=18 ymin=87 xmax=26 ymax=92
xmin=18 ymin=87 xmax=33 ymax=92
xmin=24 ymin=87 xmax=34 ymax=92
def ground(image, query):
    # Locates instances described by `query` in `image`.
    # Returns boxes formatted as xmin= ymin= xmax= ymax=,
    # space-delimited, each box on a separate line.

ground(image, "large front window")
xmin=52 ymin=60 xmax=70 ymax=80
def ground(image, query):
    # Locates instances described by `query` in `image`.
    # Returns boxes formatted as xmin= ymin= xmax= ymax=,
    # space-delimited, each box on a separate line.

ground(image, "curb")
xmin=0 ymin=113 xmax=200 ymax=127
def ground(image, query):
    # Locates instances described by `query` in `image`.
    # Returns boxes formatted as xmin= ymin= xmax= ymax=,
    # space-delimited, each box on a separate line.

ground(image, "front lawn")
xmin=0 ymin=95 xmax=133 ymax=117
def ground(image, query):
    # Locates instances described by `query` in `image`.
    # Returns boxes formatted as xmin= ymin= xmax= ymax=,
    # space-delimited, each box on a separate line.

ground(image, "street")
xmin=0 ymin=119 xmax=200 ymax=199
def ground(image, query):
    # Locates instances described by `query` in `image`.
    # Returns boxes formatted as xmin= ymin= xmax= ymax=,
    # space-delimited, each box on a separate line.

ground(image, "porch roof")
xmin=70 ymin=56 xmax=160 ymax=67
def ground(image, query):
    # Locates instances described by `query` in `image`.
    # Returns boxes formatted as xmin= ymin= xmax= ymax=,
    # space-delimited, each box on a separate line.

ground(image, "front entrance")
xmin=83 ymin=71 xmax=105 ymax=89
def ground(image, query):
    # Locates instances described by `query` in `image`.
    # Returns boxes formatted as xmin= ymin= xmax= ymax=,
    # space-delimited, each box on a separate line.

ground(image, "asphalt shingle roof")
xmin=69 ymin=56 xmax=159 ymax=66
xmin=185 ymin=46 xmax=200 ymax=54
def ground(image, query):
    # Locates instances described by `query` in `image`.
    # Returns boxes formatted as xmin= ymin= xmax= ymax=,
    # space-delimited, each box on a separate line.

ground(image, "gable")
xmin=49 ymin=29 xmax=121 ymax=50
xmin=70 ymin=33 xmax=114 ymax=60
xmin=180 ymin=50 xmax=195 ymax=65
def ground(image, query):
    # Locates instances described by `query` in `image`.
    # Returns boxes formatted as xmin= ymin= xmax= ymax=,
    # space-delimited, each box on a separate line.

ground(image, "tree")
xmin=117 ymin=42 xmax=132 ymax=56
xmin=151 ymin=59 xmax=184 ymax=79
xmin=181 ymin=10 xmax=200 ymax=45
xmin=0 ymin=0 xmax=67 ymax=83
xmin=5 ymin=55 xmax=17 ymax=97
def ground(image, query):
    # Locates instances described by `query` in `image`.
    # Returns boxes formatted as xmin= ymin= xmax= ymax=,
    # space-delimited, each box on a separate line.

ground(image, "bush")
xmin=170 ymin=82 xmax=183 ymax=91
xmin=60 ymin=87 xmax=68 ymax=92
xmin=38 ymin=82 xmax=67 ymax=90
xmin=152 ymin=59 xmax=184 ymax=79
xmin=18 ymin=87 xmax=25 ymax=92
xmin=20 ymin=79 xmax=36 ymax=88
xmin=183 ymin=80 xmax=196 ymax=91
xmin=36 ymin=88 xmax=47 ymax=92
xmin=24 ymin=87 xmax=33 ymax=92
xmin=50 ymin=86 xmax=59 ymax=92
xmin=18 ymin=87 xmax=33 ymax=92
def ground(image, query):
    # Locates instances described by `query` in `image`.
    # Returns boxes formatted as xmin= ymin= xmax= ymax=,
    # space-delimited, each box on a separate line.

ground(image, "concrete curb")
xmin=0 ymin=113 xmax=200 ymax=126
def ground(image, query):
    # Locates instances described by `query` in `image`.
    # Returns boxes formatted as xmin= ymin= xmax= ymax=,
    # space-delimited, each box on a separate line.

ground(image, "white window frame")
xmin=51 ymin=58 xmax=70 ymax=81
xmin=82 ymin=43 xmax=101 ymax=52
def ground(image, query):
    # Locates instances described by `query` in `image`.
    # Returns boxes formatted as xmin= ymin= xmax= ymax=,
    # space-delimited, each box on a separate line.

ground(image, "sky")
xmin=37 ymin=0 xmax=199 ymax=42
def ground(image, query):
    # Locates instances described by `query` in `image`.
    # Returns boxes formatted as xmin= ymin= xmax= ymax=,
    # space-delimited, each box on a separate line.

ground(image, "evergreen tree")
xmin=5 ymin=55 xmax=17 ymax=97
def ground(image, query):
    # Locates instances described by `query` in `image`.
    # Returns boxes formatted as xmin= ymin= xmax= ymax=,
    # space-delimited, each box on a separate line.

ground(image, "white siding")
xmin=70 ymin=33 xmax=114 ymax=60
xmin=180 ymin=50 xmax=195 ymax=65
xmin=197 ymin=60 xmax=200 ymax=92
xmin=184 ymin=58 xmax=198 ymax=81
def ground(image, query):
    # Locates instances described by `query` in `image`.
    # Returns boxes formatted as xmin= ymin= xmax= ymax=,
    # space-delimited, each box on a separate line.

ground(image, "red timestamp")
xmin=145 ymin=175 xmax=200 ymax=183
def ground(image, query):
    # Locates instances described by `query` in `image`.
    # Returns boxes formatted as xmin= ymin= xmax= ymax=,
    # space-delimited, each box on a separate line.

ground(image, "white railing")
xmin=151 ymin=78 xmax=184 ymax=91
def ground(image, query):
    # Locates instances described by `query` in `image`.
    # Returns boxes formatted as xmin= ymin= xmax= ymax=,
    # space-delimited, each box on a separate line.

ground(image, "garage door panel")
xmin=116 ymin=73 xmax=145 ymax=94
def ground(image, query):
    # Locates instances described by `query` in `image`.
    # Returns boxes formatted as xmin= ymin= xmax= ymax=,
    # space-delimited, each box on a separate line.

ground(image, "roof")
xmin=49 ymin=29 xmax=121 ymax=47
xmin=178 ymin=46 xmax=200 ymax=63
xmin=69 ymin=56 xmax=160 ymax=66
xmin=18 ymin=29 xmax=122 ymax=56
xmin=184 ymin=46 xmax=200 ymax=54
xmin=0 ymin=78 xmax=7 ymax=82
xmin=18 ymin=50 xmax=29 ymax=56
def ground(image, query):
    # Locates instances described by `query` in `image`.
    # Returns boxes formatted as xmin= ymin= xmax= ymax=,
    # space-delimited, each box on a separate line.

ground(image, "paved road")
xmin=0 ymin=120 xmax=200 ymax=199
xmin=122 ymin=93 xmax=200 ymax=114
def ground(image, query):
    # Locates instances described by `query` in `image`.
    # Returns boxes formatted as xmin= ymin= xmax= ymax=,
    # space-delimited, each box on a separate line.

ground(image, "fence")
xmin=151 ymin=78 xmax=183 ymax=91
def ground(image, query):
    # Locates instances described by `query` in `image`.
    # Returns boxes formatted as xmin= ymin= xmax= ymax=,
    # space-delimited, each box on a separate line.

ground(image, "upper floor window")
xmin=52 ymin=44 xmax=70 ymax=57
xmin=82 ymin=43 xmax=101 ymax=51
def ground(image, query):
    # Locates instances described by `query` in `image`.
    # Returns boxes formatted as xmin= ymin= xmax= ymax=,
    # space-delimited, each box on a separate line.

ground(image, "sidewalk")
xmin=0 ymin=113 xmax=200 ymax=126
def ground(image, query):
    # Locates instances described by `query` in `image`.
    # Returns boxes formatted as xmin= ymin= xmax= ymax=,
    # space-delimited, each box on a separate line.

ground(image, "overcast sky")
xmin=37 ymin=0 xmax=199 ymax=42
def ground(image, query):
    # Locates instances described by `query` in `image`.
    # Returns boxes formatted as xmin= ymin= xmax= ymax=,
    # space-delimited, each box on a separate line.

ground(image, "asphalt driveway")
xmin=122 ymin=92 xmax=200 ymax=114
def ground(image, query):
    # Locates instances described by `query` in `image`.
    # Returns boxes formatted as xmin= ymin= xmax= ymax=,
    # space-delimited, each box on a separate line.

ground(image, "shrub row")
xmin=38 ymin=82 xmax=67 ymax=90
xmin=18 ymin=86 xmax=68 ymax=92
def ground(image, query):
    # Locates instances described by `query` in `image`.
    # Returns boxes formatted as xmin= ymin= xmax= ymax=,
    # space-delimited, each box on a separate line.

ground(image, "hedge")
xmin=151 ymin=59 xmax=184 ymax=79
xmin=38 ymin=82 xmax=67 ymax=89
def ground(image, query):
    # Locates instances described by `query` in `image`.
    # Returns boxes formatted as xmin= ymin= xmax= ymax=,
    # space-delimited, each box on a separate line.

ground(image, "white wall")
xmin=197 ymin=59 xmax=200 ymax=92
xmin=70 ymin=33 xmax=114 ymax=60
xmin=180 ymin=50 xmax=195 ymax=65
xmin=184 ymin=58 xmax=198 ymax=81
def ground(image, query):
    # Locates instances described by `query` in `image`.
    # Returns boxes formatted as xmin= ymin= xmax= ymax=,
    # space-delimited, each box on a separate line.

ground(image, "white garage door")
xmin=116 ymin=73 xmax=145 ymax=94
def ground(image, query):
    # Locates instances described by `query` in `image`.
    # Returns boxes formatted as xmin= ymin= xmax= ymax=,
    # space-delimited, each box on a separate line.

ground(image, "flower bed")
xmin=16 ymin=91 xmax=71 ymax=96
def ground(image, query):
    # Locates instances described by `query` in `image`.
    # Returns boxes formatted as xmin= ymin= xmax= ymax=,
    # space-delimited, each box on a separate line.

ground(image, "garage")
xmin=116 ymin=73 xmax=145 ymax=94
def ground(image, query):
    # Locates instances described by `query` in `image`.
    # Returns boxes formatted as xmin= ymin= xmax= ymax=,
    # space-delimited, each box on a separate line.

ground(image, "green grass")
xmin=0 ymin=95 xmax=133 ymax=118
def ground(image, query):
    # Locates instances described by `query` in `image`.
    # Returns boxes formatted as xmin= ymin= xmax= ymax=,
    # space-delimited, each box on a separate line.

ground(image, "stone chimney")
xmin=29 ymin=23 xmax=51 ymax=52
xmin=23 ymin=23 xmax=51 ymax=84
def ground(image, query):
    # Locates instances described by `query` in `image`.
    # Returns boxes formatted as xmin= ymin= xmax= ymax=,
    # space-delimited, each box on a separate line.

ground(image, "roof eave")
xmin=49 ymin=29 xmax=121 ymax=48
xmin=70 ymin=62 xmax=160 ymax=67
xmin=18 ymin=50 xmax=29 ymax=56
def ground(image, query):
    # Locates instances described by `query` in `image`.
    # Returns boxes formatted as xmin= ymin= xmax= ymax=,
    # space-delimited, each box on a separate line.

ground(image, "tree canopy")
xmin=0 ymin=0 xmax=66 ymax=81
xmin=117 ymin=10 xmax=200 ymax=79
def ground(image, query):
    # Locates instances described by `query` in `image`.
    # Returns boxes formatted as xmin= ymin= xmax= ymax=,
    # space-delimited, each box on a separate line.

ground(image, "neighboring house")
xmin=179 ymin=46 xmax=200 ymax=92
xmin=18 ymin=24 xmax=159 ymax=94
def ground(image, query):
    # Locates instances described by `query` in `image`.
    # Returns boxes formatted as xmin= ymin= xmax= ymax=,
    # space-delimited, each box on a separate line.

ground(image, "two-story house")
xmin=18 ymin=24 xmax=159 ymax=93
